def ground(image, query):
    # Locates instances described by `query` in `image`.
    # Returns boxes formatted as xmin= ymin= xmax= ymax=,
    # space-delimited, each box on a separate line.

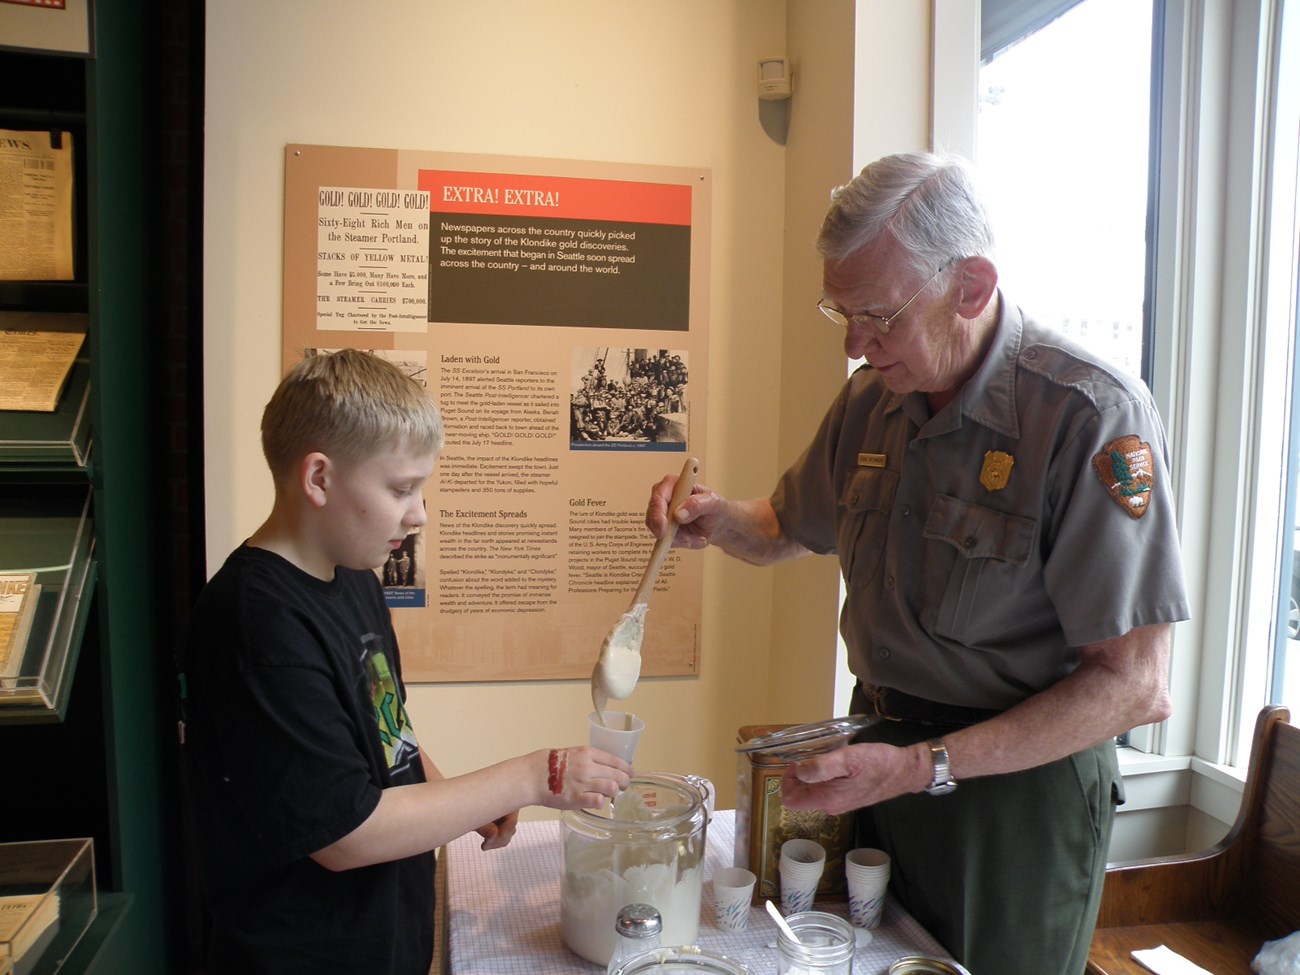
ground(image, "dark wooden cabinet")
xmin=1 ymin=3 xmax=178 ymax=971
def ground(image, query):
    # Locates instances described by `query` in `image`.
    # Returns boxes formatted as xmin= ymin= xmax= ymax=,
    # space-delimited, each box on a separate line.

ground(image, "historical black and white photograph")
xmin=568 ymin=346 xmax=689 ymax=450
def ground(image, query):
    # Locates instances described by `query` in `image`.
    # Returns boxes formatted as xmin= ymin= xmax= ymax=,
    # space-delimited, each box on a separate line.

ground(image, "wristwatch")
xmin=925 ymin=739 xmax=957 ymax=795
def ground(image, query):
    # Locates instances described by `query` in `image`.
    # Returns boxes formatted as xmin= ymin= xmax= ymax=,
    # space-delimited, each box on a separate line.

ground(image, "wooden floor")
xmin=1087 ymin=918 xmax=1265 ymax=974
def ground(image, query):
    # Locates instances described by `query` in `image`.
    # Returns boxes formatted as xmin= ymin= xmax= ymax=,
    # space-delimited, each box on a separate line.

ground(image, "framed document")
xmin=0 ymin=0 xmax=94 ymax=58
xmin=0 ymin=131 xmax=76 ymax=281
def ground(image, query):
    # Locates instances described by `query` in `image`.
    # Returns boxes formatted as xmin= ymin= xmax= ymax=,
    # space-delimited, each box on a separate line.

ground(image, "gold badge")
xmin=1093 ymin=434 xmax=1154 ymax=519
xmin=857 ymin=453 xmax=887 ymax=468
xmin=980 ymin=451 xmax=1014 ymax=491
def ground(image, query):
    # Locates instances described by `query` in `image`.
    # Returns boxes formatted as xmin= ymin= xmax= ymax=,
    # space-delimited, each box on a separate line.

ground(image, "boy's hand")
xmin=541 ymin=746 xmax=632 ymax=809
xmin=476 ymin=812 xmax=519 ymax=850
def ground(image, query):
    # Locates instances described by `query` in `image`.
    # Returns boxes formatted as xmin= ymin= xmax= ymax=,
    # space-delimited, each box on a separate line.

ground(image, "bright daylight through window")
xmin=979 ymin=0 xmax=1299 ymax=718
xmin=976 ymin=0 xmax=1151 ymax=748
xmin=1268 ymin=0 xmax=1300 ymax=709
xmin=978 ymin=0 xmax=1152 ymax=380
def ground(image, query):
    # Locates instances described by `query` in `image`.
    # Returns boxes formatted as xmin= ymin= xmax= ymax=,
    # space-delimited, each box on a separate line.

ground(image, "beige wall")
xmin=204 ymin=1 xmax=937 ymax=815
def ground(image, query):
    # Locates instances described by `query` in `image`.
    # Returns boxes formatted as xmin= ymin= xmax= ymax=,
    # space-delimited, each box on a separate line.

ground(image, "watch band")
xmin=925 ymin=738 xmax=957 ymax=795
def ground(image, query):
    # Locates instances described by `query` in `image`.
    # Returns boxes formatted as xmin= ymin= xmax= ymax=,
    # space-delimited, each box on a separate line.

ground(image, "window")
xmin=979 ymin=0 xmax=1300 ymax=766
xmin=977 ymin=0 xmax=1156 ymax=749
xmin=977 ymin=0 xmax=1154 ymax=381
xmin=1264 ymin=0 xmax=1300 ymax=711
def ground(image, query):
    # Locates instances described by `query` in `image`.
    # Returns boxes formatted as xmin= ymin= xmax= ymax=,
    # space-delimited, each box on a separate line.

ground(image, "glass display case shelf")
xmin=0 ymin=358 xmax=92 ymax=473
xmin=50 ymin=893 xmax=129 ymax=975
xmin=0 ymin=283 xmax=88 ymax=316
xmin=0 ymin=488 xmax=95 ymax=723
xmin=0 ymin=839 xmax=96 ymax=975
xmin=0 ymin=309 xmax=91 ymax=473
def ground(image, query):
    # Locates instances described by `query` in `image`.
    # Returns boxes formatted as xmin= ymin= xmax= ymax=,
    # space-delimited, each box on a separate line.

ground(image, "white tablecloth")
xmin=441 ymin=809 xmax=954 ymax=975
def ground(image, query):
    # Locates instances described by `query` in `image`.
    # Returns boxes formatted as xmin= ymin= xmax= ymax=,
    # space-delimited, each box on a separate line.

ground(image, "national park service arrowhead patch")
xmin=1093 ymin=434 xmax=1154 ymax=519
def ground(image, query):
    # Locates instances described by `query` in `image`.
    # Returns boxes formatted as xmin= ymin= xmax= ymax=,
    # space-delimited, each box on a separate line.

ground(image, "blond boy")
xmin=181 ymin=350 xmax=629 ymax=974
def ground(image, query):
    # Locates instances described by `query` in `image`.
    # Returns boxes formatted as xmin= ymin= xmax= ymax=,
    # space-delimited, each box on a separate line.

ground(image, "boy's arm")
xmin=312 ymin=746 xmax=629 ymax=871
xmin=419 ymin=749 xmax=518 ymax=851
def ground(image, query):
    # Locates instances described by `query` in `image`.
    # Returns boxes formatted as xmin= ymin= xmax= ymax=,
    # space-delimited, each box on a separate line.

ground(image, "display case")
xmin=0 ymin=361 xmax=91 ymax=471
xmin=0 ymin=487 xmax=95 ymax=720
xmin=0 ymin=839 xmax=96 ymax=975
xmin=0 ymin=311 xmax=92 ymax=472
xmin=0 ymin=4 xmax=175 ymax=971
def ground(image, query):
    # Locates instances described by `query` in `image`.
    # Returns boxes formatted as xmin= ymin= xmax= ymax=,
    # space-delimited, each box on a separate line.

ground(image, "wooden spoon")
xmin=591 ymin=455 xmax=700 ymax=725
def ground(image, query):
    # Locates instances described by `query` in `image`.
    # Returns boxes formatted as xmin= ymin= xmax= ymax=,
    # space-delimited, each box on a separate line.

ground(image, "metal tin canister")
xmin=888 ymin=956 xmax=971 ymax=975
xmin=734 ymin=723 xmax=856 ymax=903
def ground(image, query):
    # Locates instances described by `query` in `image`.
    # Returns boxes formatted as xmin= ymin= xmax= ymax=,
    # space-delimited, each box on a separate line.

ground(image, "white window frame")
xmin=862 ymin=2 xmax=1292 ymax=807
xmin=935 ymin=0 xmax=1294 ymax=785
xmin=1149 ymin=0 xmax=1293 ymax=769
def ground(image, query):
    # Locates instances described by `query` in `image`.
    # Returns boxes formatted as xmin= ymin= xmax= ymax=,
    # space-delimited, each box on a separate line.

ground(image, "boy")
xmin=181 ymin=349 xmax=630 ymax=974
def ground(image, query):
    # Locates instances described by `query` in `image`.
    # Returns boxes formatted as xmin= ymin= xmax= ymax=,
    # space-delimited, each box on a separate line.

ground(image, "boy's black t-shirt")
xmin=181 ymin=545 xmax=434 ymax=975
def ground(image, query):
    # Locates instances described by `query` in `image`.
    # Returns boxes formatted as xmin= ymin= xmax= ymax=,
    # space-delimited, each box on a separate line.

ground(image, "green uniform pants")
xmin=850 ymin=688 xmax=1121 ymax=975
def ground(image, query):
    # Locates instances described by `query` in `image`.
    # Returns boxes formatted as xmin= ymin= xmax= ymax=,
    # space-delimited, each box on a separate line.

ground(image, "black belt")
xmin=861 ymin=682 xmax=1004 ymax=728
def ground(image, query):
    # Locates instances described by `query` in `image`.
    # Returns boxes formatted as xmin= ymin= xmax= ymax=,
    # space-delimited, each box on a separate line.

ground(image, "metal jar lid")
xmin=615 ymin=903 xmax=663 ymax=939
xmin=611 ymin=946 xmax=752 ymax=975
xmin=889 ymin=956 xmax=971 ymax=975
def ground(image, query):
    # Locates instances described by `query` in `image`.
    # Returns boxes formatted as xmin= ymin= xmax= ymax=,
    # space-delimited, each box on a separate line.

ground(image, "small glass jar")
xmin=611 ymin=946 xmax=753 ymax=975
xmin=606 ymin=903 xmax=662 ymax=975
xmin=775 ymin=911 xmax=855 ymax=975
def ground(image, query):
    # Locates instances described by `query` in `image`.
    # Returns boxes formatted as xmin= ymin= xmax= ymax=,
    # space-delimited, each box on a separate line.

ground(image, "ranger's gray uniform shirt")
xmin=771 ymin=293 xmax=1190 ymax=710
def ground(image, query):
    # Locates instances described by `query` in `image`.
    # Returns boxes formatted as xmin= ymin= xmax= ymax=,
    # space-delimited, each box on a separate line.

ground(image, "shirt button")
xmin=886 ymin=576 xmax=896 ymax=589
xmin=878 ymin=647 xmax=891 ymax=659
xmin=964 ymin=536 xmax=977 ymax=549
xmin=900 ymin=504 xmax=912 ymax=517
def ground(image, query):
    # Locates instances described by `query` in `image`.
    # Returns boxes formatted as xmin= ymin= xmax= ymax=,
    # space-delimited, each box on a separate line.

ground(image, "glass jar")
xmin=775 ymin=911 xmax=855 ymax=975
xmin=561 ymin=773 xmax=707 ymax=966
xmin=611 ymin=946 xmax=753 ymax=975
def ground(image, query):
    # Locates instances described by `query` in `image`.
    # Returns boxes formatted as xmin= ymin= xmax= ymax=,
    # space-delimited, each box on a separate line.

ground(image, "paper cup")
xmin=846 ymin=847 xmax=890 ymax=928
xmin=780 ymin=839 xmax=826 ymax=875
xmin=780 ymin=879 xmax=818 ymax=914
xmin=587 ymin=710 xmax=645 ymax=763
xmin=711 ymin=867 xmax=756 ymax=931
xmin=779 ymin=839 xmax=826 ymax=913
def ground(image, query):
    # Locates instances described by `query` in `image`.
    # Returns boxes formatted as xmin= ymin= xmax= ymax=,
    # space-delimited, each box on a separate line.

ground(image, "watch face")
xmin=734 ymin=715 xmax=871 ymax=762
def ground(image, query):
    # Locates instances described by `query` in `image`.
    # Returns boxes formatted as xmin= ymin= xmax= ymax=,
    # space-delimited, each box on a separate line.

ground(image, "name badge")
xmin=857 ymin=453 xmax=887 ymax=468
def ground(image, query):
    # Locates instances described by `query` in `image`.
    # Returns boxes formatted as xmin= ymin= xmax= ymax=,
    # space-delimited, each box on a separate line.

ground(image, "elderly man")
xmin=646 ymin=152 xmax=1188 ymax=974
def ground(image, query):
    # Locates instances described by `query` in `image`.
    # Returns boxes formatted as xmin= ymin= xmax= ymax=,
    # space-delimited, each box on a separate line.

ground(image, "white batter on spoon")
xmin=591 ymin=603 xmax=646 ymax=725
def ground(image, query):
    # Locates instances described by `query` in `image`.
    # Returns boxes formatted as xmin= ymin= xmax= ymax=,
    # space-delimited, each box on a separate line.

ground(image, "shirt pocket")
xmin=922 ymin=494 xmax=1038 ymax=640
xmin=838 ymin=468 xmax=898 ymax=590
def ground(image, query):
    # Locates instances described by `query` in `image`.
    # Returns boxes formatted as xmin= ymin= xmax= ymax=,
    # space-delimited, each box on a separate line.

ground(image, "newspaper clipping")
xmin=0 ymin=129 xmax=74 ymax=281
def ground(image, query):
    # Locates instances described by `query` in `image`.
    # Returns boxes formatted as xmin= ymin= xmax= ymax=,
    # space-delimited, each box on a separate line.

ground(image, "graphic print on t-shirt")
xmin=360 ymin=633 xmax=420 ymax=775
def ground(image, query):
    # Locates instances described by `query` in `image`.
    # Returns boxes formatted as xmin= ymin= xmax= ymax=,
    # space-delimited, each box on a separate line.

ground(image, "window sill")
xmin=1188 ymin=756 xmax=1248 ymax=827
xmin=1116 ymin=747 xmax=1246 ymax=826
xmin=1116 ymin=746 xmax=1191 ymax=812
xmin=1117 ymin=747 xmax=1192 ymax=775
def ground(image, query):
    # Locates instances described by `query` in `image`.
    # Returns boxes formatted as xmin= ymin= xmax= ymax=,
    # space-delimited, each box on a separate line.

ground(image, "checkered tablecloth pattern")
xmin=442 ymin=809 xmax=954 ymax=974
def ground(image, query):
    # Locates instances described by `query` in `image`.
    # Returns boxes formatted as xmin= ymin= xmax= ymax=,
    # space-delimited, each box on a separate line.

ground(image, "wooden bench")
xmin=1087 ymin=704 xmax=1299 ymax=974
